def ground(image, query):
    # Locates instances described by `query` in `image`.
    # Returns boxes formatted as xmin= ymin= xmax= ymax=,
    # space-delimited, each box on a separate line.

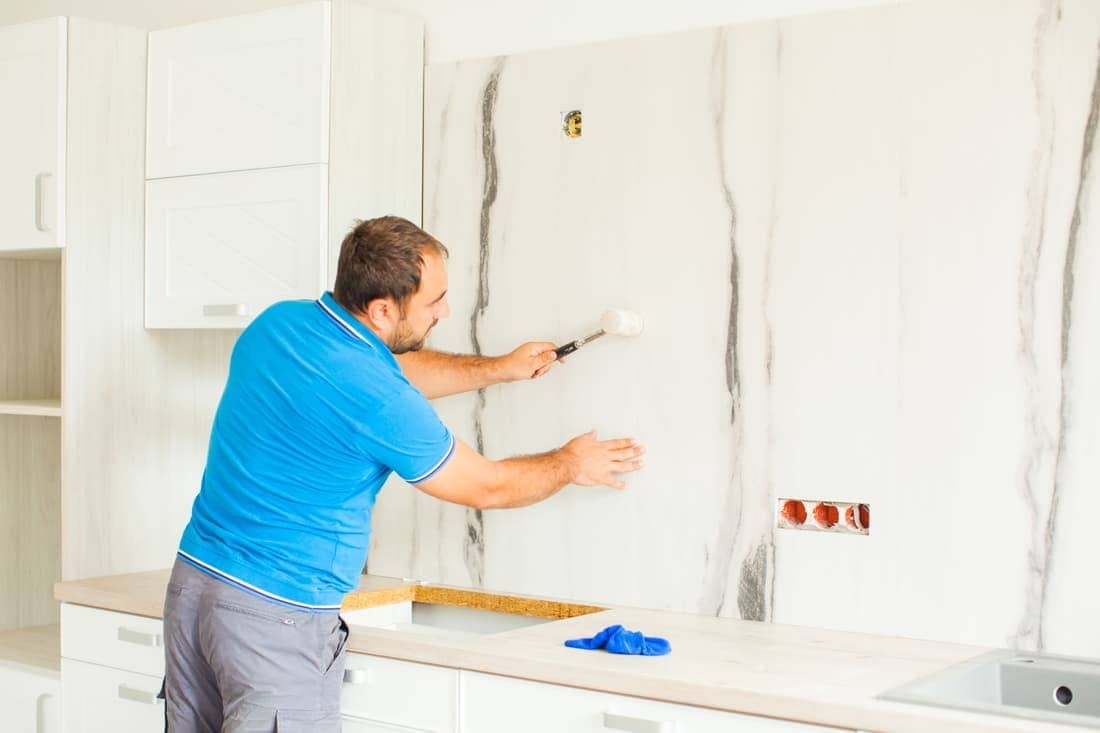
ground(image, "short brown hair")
xmin=333 ymin=216 xmax=448 ymax=315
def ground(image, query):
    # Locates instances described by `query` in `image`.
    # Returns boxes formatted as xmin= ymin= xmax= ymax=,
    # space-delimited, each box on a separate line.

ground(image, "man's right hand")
xmin=561 ymin=431 xmax=646 ymax=489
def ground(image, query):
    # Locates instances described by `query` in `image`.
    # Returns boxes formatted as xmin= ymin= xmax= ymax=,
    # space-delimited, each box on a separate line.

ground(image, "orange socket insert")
xmin=845 ymin=504 xmax=870 ymax=530
xmin=812 ymin=503 xmax=839 ymax=528
xmin=780 ymin=499 xmax=807 ymax=525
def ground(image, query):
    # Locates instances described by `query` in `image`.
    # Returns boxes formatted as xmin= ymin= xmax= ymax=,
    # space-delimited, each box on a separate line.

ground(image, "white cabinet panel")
xmin=0 ymin=664 xmax=60 ymax=733
xmin=341 ymin=652 xmax=457 ymax=732
xmin=62 ymin=658 xmax=163 ymax=733
xmin=146 ymin=2 xmax=330 ymax=179
xmin=60 ymin=604 xmax=165 ymax=678
xmin=342 ymin=716 xmax=432 ymax=733
xmin=145 ymin=164 xmax=328 ymax=329
xmin=460 ymin=672 xmax=846 ymax=733
xmin=0 ymin=18 xmax=66 ymax=251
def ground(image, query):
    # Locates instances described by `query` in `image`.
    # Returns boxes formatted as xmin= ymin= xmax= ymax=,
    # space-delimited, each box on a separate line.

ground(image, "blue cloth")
xmin=179 ymin=292 xmax=455 ymax=609
xmin=564 ymin=624 xmax=671 ymax=656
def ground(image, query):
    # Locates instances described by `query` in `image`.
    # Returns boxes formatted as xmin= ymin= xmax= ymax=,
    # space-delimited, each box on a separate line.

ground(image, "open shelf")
xmin=0 ymin=399 xmax=62 ymax=418
xmin=0 ymin=624 xmax=60 ymax=673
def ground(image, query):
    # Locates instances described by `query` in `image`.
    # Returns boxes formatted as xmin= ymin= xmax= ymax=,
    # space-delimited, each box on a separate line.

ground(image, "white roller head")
xmin=600 ymin=308 xmax=644 ymax=337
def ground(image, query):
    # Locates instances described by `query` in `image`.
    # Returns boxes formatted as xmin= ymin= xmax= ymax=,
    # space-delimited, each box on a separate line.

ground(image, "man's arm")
xmin=414 ymin=432 xmax=645 ymax=509
xmin=396 ymin=342 xmax=559 ymax=399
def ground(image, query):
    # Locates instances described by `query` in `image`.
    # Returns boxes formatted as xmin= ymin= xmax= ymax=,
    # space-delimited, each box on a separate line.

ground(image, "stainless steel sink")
xmin=879 ymin=649 xmax=1100 ymax=727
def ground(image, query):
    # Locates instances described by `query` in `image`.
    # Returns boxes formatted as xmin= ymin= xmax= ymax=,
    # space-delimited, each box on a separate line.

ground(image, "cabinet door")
xmin=145 ymin=164 xmax=327 ymax=329
xmin=0 ymin=18 xmax=66 ymax=251
xmin=146 ymin=2 xmax=330 ymax=179
xmin=0 ymin=664 xmax=61 ymax=733
xmin=341 ymin=653 xmax=457 ymax=732
xmin=460 ymin=672 xmax=845 ymax=733
xmin=61 ymin=659 xmax=164 ymax=733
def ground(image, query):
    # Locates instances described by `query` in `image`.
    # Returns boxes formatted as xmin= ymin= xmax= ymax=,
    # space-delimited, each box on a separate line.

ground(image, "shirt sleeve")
xmin=362 ymin=388 xmax=456 ymax=484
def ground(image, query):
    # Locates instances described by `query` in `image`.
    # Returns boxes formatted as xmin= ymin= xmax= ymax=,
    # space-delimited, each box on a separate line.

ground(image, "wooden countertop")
xmin=54 ymin=571 xmax=1092 ymax=733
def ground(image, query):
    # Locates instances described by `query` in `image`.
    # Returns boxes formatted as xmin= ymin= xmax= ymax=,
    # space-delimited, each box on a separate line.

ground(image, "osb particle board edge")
xmin=341 ymin=584 xmax=606 ymax=620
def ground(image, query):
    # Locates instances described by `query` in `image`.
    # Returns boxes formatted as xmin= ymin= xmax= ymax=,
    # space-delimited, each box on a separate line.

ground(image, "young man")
xmin=163 ymin=216 xmax=645 ymax=731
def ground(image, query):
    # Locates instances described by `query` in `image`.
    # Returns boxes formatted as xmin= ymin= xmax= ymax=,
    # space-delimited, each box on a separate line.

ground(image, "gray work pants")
xmin=162 ymin=558 xmax=349 ymax=732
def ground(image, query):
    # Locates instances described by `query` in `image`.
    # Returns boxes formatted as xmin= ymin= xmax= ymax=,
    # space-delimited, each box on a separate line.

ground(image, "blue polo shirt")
xmin=178 ymin=292 xmax=456 ymax=610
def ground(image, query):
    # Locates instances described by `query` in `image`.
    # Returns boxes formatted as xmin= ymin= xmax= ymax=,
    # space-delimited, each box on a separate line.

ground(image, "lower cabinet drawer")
xmin=340 ymin=652 xmax=457 ymax=732
xmin=62 ymin=658 xmax=164 ymax=733
xmin=61 ymin=603 xmax=165 ymax=677
xmin=460 ymin=671 xmax=847 ymax=733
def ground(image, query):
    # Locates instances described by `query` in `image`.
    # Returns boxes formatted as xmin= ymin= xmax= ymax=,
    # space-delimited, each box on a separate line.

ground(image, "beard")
xmin=387 ymin=318 xmax=437 ymax=355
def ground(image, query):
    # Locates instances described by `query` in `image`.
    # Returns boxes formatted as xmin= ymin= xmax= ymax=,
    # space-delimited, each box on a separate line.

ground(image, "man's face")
xmin=388 ymin=251 xmax=450 ymax=354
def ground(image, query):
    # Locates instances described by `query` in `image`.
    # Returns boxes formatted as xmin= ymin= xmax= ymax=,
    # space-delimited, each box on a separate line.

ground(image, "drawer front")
xmin=460 ymin=672 xmax=846 ymax=733
xmin=146 ymin=2 xmax=330 ymax=178
xmin=61 ymin=604 xmax=165 ymax=677
xmin=62 ymin=658 xmax=164 ymax=733
xmin=145 ymin=164 xmax=327 ymax=329
xmin=341 ymin=653 xmax=456 ymax=732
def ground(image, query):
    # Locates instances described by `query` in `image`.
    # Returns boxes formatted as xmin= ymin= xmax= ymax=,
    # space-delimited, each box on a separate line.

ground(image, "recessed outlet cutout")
xmin=777 ymin=498 xmax=869 ymax=535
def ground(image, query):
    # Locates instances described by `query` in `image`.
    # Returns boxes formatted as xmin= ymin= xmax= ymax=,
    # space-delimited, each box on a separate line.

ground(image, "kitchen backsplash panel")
xmin=367 ymin=0 xmax=1100 ymax=656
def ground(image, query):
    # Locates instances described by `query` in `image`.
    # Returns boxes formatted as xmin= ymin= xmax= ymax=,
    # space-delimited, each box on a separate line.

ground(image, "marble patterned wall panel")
xmin=368 ymin=0 xmax=1100 ymax=655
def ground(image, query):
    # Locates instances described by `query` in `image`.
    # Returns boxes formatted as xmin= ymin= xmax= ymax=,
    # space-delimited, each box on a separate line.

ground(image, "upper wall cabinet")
xmin=145 ymin=3 xmax=330 ymax=179
xmin=0 ymin=18 xmax=66 ymax=252
xmin=145 ymin=0 xmax=424 ymax=329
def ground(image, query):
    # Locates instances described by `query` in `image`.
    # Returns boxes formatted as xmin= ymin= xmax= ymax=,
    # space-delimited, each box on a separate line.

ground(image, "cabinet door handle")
xmin=203 ymin=303 xmax=248 ymax=317
xmin=602 ymin=712 xmax=675 ymax=733
xmin=118 ymin=626 xmax=162 ymax=647
xmin=118 ymin=684 xmax=163 ymax=705
xmin=34 ymin=172 xmax=53 ymax=233
xmin=35 ymin=693 xmax=56 ymax=733
xmin=343 ymin=668 xmax=371 ymax=685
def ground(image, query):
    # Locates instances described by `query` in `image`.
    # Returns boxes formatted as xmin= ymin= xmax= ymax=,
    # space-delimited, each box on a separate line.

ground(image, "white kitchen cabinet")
xmin=62 ymin=658 xmax=164 ymax=733
xmin=60 ymin=604 xmax=165 ymax=733
xmin=341 ymin=652 xmax=458 ymax=732
xmin=144 ymin=0 xmax=424 ymax=329
xmin=0 ymin=18 xmax=66 ymax=252
xmin=0 ymin=663 xmax=60 ymax=733
xmin=145 ymin=165 xmax=328 ymax=328
xmin=145 ymin=3 xmax=330 ymax=180
xmin=60 ymin=604 xmax=165 ymax=678
xmin=460 ymin=671 xmax=847 ymax=733
xmin=2 ymin=12 xmax=146 ymax=683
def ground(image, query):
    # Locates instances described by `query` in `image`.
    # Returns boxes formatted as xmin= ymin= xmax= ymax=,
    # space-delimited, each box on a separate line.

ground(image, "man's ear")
xmin=364 ymin=298 xmax=397 ymax=330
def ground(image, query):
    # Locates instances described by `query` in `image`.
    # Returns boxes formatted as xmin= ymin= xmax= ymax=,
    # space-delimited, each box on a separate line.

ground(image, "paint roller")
xmin=554 ymin=309 xmax=644 ymax=359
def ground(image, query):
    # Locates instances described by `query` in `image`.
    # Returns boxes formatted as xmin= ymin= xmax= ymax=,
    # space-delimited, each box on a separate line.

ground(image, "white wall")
xmin=0 ymin=0 xmax=899 ymax=63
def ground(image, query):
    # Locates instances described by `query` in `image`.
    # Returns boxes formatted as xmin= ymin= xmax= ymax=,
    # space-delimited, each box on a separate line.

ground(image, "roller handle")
xmin=555 ymin=341 xmax=580 ymax=359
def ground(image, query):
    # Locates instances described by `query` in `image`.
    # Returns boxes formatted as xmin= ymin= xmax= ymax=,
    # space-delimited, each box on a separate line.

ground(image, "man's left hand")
xmin=498 ymin=342 xmax=561 ymax=382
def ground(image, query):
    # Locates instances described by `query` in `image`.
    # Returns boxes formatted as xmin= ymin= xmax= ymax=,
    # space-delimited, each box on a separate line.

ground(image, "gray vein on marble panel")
xmin=699 ymin=28 xmax=737 ymax=618
xmin=462 ymin=59 xmax=505 ymax=588
xmin=427 ymin=80 xmax=454 ymax=233
xmin=1039 ymin=33 xmax=1100 ymax=651
xmin=409 ymin=494 xmax=420 ymax=575
xmin=738 ymin=543 xmax=769 ymax=622
xmin=1012 ymin=0 xmax=1061 ymax=653
xmin=698 ymin=29 xmax=772 ymax=622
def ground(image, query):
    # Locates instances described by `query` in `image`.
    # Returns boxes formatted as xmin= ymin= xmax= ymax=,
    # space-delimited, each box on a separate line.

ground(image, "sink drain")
xmin=1054 ymin=686 xmax=1073 ymax=706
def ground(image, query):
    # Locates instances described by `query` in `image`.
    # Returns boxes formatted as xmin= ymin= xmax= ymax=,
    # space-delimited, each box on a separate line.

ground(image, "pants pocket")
xmin=322 ymin=617 xmax=349 ymax=675
xmin=275 ymin=709 xmax=342 ymax=732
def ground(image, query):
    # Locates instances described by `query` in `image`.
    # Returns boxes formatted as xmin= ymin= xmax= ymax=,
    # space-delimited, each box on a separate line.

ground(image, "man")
xmin=162 ymin=216 xmax=645 ymax=731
